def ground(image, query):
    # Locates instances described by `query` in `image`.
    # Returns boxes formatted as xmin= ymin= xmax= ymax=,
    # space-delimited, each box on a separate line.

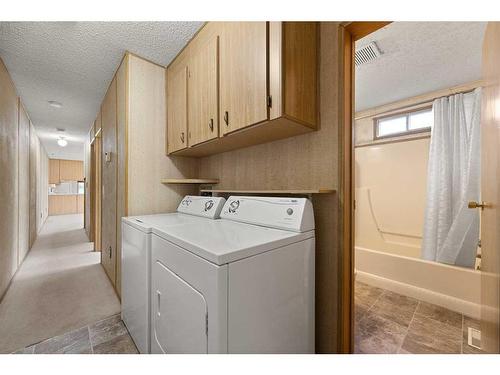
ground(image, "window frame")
xmin=373 ymin=105 xmax=433 ymax=140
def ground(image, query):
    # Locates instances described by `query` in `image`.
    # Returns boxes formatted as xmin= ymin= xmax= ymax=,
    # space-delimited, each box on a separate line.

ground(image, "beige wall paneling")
xmin=128 ymin=53 xmax=198 ymax=217
xmin=219 ymin=22 xmax=268 ymax=135
xmin=166 ymin=49 xmax=189 ymax=153
xmin=18 ymin=100 xmax=31 ymax=265
xmin=115 ymin=54 xmax=128 ymax=298
xmin=188 ymin=25 xmax=219 ymax=147
xmin=28 ymin=122 xmax=37 ymax=248
xmin=49 ymin=158 xmax=60 ymax=184
xmin=101 ymin=77 xmax=117 ymax=284
xmin=84 ymin=133 xmax=91 ymax=237
xmin=0 ymin=57 xmax=19 ymax=299
xmin=481 ymin=22 xmax=500 ymax=354
xmin=199 ymin=23 xmax=340 ymax=353
xmin=93 ymin=131 xmax=102 ymax=251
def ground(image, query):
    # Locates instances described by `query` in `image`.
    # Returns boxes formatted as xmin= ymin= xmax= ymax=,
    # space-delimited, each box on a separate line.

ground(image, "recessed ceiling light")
xmin=48 ymin=100 xmax=63 ymax=108
xmin=57 ymin=137 xmax=68 ymax=147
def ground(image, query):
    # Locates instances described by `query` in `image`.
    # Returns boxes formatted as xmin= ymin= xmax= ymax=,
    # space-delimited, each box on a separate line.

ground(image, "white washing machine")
xmin=121 ymin=196 xmax=226 ymax=354
xmin=150 ymin=196 xmax=315 ymax=354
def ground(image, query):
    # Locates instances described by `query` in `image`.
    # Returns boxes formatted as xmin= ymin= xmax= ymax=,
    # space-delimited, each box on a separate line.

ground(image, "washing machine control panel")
xmin=177 ymin=196 xmax=226 ymax=219
xmin=221 ymin=196 xmax=315 ymax=232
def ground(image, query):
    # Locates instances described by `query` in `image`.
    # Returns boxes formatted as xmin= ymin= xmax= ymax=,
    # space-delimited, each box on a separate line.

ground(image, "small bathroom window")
xmin=375 ymin=107 xmax=433 ymax=139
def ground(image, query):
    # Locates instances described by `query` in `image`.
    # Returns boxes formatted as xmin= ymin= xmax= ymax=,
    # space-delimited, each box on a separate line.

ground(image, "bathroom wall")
xmin=355 ymin=138 xmax=430 ymax=257
xmin=0 ymin=56 xmax=20 ymax=300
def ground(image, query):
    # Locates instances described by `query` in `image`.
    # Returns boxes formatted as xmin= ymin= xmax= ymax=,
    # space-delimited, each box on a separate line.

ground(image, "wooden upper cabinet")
xmin=166 ymin=51 xmax=189 ymax=153
xmin=59 ymin=160 xmax=83 ymax=181
xmin=188 ymin=28 xmax=219 ymax=147
xmin=166 ymin=22 xmax=319 ymax=157
xmin=49 ymin=159 xmax=60 ymax=184
xmin=219 ymin=22 xmax=268 ymax=135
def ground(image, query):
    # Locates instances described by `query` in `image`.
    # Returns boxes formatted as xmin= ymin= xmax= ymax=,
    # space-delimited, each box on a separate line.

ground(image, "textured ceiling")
xmin=355 ymin=22 xmax=487 ymax=112
xmin=0 ymin=22 xmax=203 ymax=160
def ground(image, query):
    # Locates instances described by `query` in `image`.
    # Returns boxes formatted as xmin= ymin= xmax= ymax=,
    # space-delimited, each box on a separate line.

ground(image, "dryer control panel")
xmin=177 ymin=196 xmax=226 ymax=219
xmin=220 ymin=196 xmax=314 ymax=232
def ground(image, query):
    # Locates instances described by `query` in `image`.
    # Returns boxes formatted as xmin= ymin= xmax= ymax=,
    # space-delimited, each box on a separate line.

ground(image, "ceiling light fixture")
xmin=57 ymin=137 xmax=68 ymax=147
xmin=48 ymin=100 xmax=63 ymax=108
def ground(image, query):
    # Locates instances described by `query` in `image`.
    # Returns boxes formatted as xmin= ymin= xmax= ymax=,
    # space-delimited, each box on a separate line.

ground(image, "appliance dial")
xmin=229 ymin=200 xmax=240 ymax=213
xmin=204 ymin=200 xmax=214 ymax=211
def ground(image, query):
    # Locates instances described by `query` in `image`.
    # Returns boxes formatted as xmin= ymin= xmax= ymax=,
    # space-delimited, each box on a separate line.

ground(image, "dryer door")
xmin=152 ymin=260 xmax=208 ymax=353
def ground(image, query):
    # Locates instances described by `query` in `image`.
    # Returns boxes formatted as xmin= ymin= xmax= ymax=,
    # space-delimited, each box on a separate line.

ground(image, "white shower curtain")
xmin=421 ymin=88 xmax=482 ymax=268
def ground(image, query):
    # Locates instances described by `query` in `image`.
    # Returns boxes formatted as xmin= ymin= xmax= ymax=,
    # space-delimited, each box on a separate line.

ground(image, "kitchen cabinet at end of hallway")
xmin=167 ymin=22 xmax=319 ymax=157
xmin=49 ymin=159 xmax=84 ymax=183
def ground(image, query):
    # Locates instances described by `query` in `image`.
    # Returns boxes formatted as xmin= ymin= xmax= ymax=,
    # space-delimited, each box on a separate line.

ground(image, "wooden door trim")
xmin=339 ymin=21 xmax=391 ymax=353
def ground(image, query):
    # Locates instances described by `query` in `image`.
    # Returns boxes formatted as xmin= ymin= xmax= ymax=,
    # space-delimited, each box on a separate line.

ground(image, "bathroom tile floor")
xmin=12 ymin=314 xmax=138 ymax=354
xmin=355 ymin=281 xmax=484 ymax=354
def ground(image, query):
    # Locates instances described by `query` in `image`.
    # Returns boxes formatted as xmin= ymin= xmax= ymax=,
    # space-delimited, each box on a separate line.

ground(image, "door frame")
xmin=339 ymin=21 xmax=391 ymax=353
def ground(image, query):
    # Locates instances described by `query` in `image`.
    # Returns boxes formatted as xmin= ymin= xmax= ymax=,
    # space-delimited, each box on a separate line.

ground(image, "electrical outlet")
xmin=467 ymin=327 xmax=481 ymax=349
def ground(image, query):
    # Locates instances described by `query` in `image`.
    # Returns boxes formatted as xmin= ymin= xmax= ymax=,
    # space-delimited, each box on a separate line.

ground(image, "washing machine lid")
xmin=151 ymin=220 xmax=314 ymax=265
xmin=122 ymin=213 xmax=210 ymax=233
xmin=122 ymin=196 xmax=226 ymax=233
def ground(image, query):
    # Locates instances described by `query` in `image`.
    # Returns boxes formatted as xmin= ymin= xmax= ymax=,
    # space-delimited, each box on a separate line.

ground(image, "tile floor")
xmin=11 ymin=280 xmax=485 ymax=354
xmin=12 ymin=314 xmax=138 ymax=354
xmin=355 ymin=281 xmax=484 ymax=354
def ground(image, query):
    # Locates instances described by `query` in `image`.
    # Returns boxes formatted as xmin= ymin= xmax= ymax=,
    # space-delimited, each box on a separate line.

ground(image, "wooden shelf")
xmin=161 ymin=178 xmax=219 ymax=185
xmin=199 ymin=188 xmax=335 ymax=195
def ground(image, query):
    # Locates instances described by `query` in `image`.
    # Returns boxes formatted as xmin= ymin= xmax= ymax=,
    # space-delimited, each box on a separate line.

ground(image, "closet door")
xmin=219 ymin=22 xmax=268 ymax=135
xmin=101 ymin=77 xmax=117 ymax=284
xmin=188 ymin=33 xmax=219 ymax=146
xmin=166 ymin=54 xmax=188 ymax=153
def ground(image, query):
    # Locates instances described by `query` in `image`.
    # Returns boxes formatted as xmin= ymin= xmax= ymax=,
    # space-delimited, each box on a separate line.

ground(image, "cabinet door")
xmin=49 ymin=159 xmax=60 ymax=184
xmin=167 ymin=58 xmax=188 ymax=153
xmin=101 ymin=77 xmax=117 ymax=284
xmin=188 ymin=34 xmax=219 ymax=146
xmin=219 ymin=22 xmax=268 ymax=135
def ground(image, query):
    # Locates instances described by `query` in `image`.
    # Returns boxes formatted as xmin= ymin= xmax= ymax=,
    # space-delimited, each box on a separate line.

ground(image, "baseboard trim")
xmin=356 ymin=270 xmax=481 ymax=319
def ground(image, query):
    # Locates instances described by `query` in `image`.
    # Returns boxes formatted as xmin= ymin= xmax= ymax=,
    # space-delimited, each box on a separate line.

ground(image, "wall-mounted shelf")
xmin=161 ymin=178 xmax=219 ymax=185
xmin=199 ymin=188 xmax=335 ymax=195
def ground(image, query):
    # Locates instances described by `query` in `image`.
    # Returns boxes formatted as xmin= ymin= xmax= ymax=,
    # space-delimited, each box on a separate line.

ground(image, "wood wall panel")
xmin=29 ymin=122 xmax=37 ymax=248
xmin=199 ymin=23 xmax=340 ymax=353
xmin=127 ymin=54 xmax=198 ymax=217
xmin=0 ymin=57 xmax=19 ymax=299
xmin=115 ymin=55 xmax=128 ymax=297
xmin=101 ymin=77 xmax=117 ymax=284
xmin=18 ymin=100 xmax=31 ymax=265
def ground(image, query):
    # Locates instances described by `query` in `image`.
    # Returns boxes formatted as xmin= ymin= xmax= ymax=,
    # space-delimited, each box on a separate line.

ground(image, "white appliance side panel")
xmin=227 ymin=238 xmax=315 ymax=353
xmin=150 ymin=235 xmax=228 ymax=354
xmin=121 ymin=222 xmax=151 ymax=354
xmin=153 ymin=261 xmax=208 ymax=353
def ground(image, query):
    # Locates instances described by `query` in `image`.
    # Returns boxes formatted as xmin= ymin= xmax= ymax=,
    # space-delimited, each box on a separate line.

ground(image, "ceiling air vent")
xmin=355 ymin=41 xmax=382 ymax=67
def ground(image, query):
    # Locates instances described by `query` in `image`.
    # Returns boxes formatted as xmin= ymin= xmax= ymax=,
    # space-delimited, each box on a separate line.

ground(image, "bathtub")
xmin=355 ymin=246 xmax=481 ymax=319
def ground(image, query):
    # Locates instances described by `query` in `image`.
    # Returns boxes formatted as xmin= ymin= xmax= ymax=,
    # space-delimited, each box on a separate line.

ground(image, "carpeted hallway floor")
xmin=0 ymin=214 xmax=121 ymax=353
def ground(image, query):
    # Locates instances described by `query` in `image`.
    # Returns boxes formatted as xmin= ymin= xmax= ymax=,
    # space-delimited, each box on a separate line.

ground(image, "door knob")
xmin=468 ymin=201 xmax=489 ymax=210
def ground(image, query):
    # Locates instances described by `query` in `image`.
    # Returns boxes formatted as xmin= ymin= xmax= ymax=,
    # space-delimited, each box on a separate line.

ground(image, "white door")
xmin=152 ymin=261 xmax=208 ymax=353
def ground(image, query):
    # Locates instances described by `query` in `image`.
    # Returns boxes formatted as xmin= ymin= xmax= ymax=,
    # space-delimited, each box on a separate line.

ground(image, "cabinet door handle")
xmin=224 ymin=111 xmax=229 ymax=126
xmin=180 ymin=132 xmax=185 ymax=143
xmin=209 ymin=118 xmax=214 ymax=132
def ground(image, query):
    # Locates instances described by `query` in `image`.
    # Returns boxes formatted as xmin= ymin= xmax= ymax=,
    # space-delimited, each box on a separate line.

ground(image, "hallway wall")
xmin=0 ymin=56 xmax=49 ymax=300
xmin=0 ymin=57 xmax=19 ymax=299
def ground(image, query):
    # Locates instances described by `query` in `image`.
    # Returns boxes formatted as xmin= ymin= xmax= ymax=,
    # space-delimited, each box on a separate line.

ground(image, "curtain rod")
xmin=355 ymin=80 xmax=483 ymax=121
